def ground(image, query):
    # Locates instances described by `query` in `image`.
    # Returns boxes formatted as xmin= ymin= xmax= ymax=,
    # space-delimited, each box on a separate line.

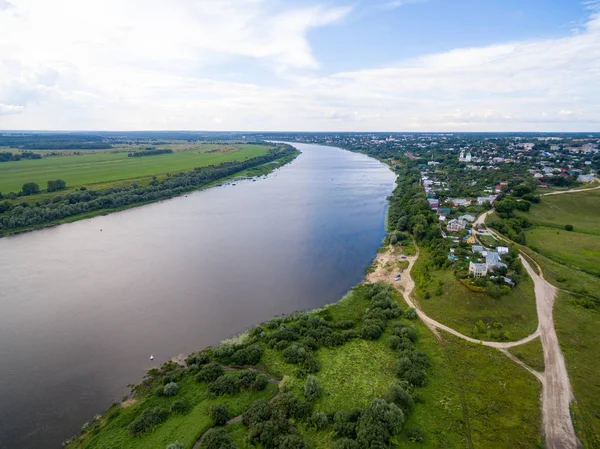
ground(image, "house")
xmin=447 ymin=219 xmax=467 ymax=232
xmin=578 ymin=174 xmax=595 ymax=183
xmin=452 ymin=198 xmax=470 ymax=207
xmin=469 ymin=262 xmax=488 ymax=277
xmin=437 ymin=208 xmax=452 ymax=215
xmin=502 ymin=277 xmax=515 ymax=287
xmin=486 ymin=251 xmax=507 ymax=269
xmin=459 ymin=214 xmax=476 ymax=223
xmin=472 ymin=245 xmax=485 ymax=254
xmin=427 ymin=198 xmax=440 ymax=209
xmin=497 ymin=246 xmax=509 ymax=255
xmin=476 ymin=196 xmax=493 ymax=206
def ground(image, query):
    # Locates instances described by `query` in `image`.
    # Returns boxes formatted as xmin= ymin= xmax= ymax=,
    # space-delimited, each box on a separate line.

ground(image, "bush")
xmin=171 ymin=399 xmax=188 ymax=414
xmin=166 ymin=442 xmax=183 ymax=449
xmin=186 ymin=352 xmax=210 ymax=366
xmin=243 ymin=399 xmax=272 ymax=426
xmin=333 ymin=409 xmax=362 ymax=439
xmin=405 ymin=308 xmax=418 ymax=320
xmin=127 ymin=407 xmax=169 ymax=436
xmin=310 ymin=412 xmax=328 ymax=430
xmin=388 ymin=335 xmax=403 ymax=350
xmin=303 ymin=376 xmax=321 ymax=401
xmin=248 ymin=418 xmax=295 ymax=449
xmin=272 ymin=392 xmax=312 ymax=420
xmin=279 ymin=434 xmax=308 ymax=449
xmin=332 ymin=439 xmax=360 ymax=449
xmin=163 ymin=382 xmax=178 ymax=397
xmin=208 ymin=374 xmax=240 ymax=396
xmin=385 ymin=384 xmax=414 ymax=413
xmin=356 ymin=399 xmax=404 ymax=448
xmin=195 ymin=363 xmax=224 ymax=383
xmin=199 ymin=428 xmax=234 ymax=449
xmin=360 ymin=322 xmax=384 ymax=340
xmin=565 ymin=224 xmax=574 ymax=231
xmin=406 ymin=426 xmax=425 ymax=443
xmin=232 ymin=344 xmax=263 ymax=365
xmin=210 ymin=404 xmax=230 ymax=426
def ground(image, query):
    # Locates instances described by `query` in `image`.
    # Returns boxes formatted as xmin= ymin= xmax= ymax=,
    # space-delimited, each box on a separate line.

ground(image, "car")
xmin=395 ymin=275 xmax=401 ymax=281
xmin=401 ymin=255 xmax=407 ymax=259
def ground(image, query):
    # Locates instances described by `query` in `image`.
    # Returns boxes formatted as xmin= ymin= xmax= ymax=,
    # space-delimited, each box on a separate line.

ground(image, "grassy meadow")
xmin=525 ymin=227 xmax=600 ymax=276
xmin=508 ymin=337 xmax=545 ymax=372
xmin=523 ymin=188 xmax=600 ymax=235
xmin=0 ymin=143 xmax=270 ymax=194
xmin=412 ymin=250 xmax=538 ymax=341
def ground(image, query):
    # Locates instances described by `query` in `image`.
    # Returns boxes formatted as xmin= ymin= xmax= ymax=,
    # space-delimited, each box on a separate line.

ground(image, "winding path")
xmin=541 ymin=179 xmax=600 ymax=196
xmin=374 ymin=215 xmax=579 ymax=448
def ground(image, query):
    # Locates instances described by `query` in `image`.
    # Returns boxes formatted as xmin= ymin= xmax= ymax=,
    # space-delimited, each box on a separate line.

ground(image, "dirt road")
xmin=368 ymin=242 xmax=579 ymax=448
xmin=541 ymin=180 xmax=600 ymax=196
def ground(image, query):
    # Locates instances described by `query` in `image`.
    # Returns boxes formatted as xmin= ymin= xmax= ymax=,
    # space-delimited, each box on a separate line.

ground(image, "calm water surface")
xmin=0 ymin=143 xmax=395 ymax=447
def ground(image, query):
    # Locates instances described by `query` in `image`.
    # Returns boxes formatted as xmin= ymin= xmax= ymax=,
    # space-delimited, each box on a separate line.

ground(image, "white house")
xmin=477 ymin=196 xmax=497 ymax=206
xmin=459 ymin=214 xmax=476 ymax=223
xmin=469 ymin=262 xmax=488 ymax=277
xmin=497 ymin=246 xmax=509 ymax=255
xmin=447 ymin=219 xmax=467 ymax=232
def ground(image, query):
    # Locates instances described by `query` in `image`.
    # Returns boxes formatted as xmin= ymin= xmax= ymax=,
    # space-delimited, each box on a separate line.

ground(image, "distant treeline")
xmin=0 ymin=134 xmax=112 ymax=150
xmin=0 ymin=145 xmax=297 ymax=232
xmin=22 ymin=143 xmax=112 ymax=150
xmin=128 ymin=149 xmax=173 ymax=157
xmin=0 ymin=151 xmax=42 ymax=162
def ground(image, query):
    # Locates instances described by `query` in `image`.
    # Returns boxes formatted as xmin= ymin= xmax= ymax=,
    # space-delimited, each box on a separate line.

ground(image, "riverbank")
xmin=0 ymin=147 xmax=299 ymax=237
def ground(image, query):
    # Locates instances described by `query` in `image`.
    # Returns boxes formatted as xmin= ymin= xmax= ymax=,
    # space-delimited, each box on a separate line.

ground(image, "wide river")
xmin=0 ymin=143 xmax=395 ymax=448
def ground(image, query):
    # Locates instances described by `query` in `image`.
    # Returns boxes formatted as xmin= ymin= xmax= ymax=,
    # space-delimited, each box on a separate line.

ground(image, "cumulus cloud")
xmin=0 ymin=0 xmax=599 ymax=131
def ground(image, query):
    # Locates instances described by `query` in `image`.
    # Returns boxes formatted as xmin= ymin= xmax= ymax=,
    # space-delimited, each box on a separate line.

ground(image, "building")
xmin=469 ymin=262 xmax=488 ymax=277
xmin=447 ymin=219 xmax=467 ymax=232
xmin=452 ymin=198 xmax=470 ymax=207
xmin=472 ymin=245 xmax=485 ymax=254
xmin=477 ymin=195 xmax=496 ymax=206
xmin=427 ymin=198 xmax=440 ymax=209
xmin=578 ymin=174 xmax=595 ymax=183
xmin=459 ymin=214 xmax=476 ymax=223
xmin=497 ymin=246 xmax=509 ymax=254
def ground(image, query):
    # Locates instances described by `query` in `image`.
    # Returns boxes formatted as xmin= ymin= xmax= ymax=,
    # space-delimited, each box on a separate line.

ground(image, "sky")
xmin=0 ymin=0 xmax=599 ymax=131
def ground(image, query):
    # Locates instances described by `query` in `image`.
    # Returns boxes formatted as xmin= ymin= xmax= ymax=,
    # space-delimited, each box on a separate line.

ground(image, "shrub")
xmin=565 ymin=224 xmax=574 ymax=231
xmin=155 ymin=385 xmax=165 ymax=396
xmin=300 ymin=353 xmax=320 ymax=374
xmin=385 ymin=384 xmax=414 ymax=413
xmin=208 ymin=374 xmax=240 ymax=396
xmin=356 ymin=399 xmax=404 ymax=448
xmin=213 ymin=343 xmax=237 ymax=360
xmin=272 ymin=392 xmax=312 ymax=420
xmin=127 ymin=407 xmax=169 ymax=436
xmin=163 ymin=382 xmax=178 ymax=397
xmin=166 ymin=442 xmax=183 ymax=449
xmin=199 ymin=428 xmax=234 ymax=449
xmin=405 ymin=308 xmax=418 ymax=320
xmin=279 ymin=434 xmax=308 ymax=449
xmin=210 ymin=404 xmax=230 ymax=426
xmin=283 ymin=344 xmax=308 ymax=364
xmin=232 ymin=344 xmax=263 ymax=365
xmin=248 ymin=418 xmax=295 ymax=449
xmin=252 ymin=373 xmax=269 ymax=391
xmin=303 ymin=376 xmax=321 ymax=401
xmin=360 ymin=322 xmax=384 ymax=340
xmin=310 ymin=412 xmax=328 ymax=430
xmin=195 ymin=363 xmax=224 ymax=383
xmin=243 ymin=399 xmax=272 ymax=426
xmin=186 ymin=352 xmax=210 ymax=366
xmin=332 ymin=439 xmax=360 ymax=449
xmin=333 ymin=409 xmax=362 ymax=439
xmin=406 ymin=426 xmax=425 ymax=443
xmin=171 ymin=399 xmax=188 ymax=414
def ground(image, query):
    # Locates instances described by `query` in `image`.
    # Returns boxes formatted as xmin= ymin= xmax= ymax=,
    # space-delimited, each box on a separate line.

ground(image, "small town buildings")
xmin=472 ymin=245 xmax=485 ymax=254
xmin=447 ymin=219 xmax=467 ymax=232
xmin=497 ymin=246 xmax=509 ymax=254
xmin=578 ymin=174 xmax=595 ymax=183
xmin=459 ymin=214 xmax=476 ymax=223
xmin=477 ymin=195 xmax=496 ymax=206
xmin=452 ymin=198 xmax=470 ymax=207
xmin=469 ymin=262 xmax=488 ymax=277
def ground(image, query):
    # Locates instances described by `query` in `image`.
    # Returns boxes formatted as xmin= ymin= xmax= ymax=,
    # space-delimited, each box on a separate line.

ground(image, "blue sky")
xmin=0 ymin=0 xmax=599 ymax=131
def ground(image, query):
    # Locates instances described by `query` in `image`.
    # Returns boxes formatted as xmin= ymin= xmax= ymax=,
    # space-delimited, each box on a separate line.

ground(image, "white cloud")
xmin=378 ymin=0 xmax=428 ymax=10
xmin=0 ymin=1 xmax=599 ymax=131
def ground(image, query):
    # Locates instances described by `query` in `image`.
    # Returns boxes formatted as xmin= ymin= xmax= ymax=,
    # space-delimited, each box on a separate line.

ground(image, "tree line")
xmin=0 ymin=146 xmax=296 ymax=232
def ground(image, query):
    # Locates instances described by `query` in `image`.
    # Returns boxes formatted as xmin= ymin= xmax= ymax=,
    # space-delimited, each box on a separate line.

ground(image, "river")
xmin=0 ymin=142 xmax=395 ymax=447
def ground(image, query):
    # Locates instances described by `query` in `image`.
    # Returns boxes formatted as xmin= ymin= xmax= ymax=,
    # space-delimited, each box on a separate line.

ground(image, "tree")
xmin=303 ymin=375 xmax=321 ymax=401
xmin=565 ymin=224 xmax=574 ymax=232
xmin=356 ymin=398 xmax=404 ymax=448
xmin=210 ymin=404 xmax=229 ymax=426
xmin=22 ymin=182 xmax=40 ymax=196
xmin=385 ymin=384 xmax=414 ymax=413
xmin=199 ymin=428 xmax=234 ymax=449
xmin=163 ymin=382 xmax=178 ymax=397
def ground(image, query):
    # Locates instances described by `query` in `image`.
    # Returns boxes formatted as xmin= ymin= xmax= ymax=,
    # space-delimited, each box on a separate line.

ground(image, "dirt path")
xmin=541 ymin=180 xmax=600 ymax=196
xmin=369 ymin=234 xmax=578 ymax=447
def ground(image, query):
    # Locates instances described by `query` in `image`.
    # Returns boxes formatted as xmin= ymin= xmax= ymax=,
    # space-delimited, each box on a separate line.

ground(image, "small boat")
xmin=150 ymin=355 xmax=154 ymax=360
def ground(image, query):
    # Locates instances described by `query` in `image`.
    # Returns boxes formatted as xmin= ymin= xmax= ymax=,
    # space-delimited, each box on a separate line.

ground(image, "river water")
xmin=0 ymin=143 xmax=395 ymax=448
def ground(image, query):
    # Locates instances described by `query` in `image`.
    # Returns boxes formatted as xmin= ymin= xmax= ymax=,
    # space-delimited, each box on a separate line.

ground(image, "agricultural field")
xmin=0 ymin=143 xmax=270 ymax=195
xmin=525 ymin=227 xmax=600 ymax=276
xmin=523 ymin=188 xmax=600 ymax=235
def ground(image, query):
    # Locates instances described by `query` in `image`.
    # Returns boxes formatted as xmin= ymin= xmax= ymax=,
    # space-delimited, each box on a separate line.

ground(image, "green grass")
xmin=554 ymin=291 xmax=600 ymax=448
xmin=523 ymin=189 xmax=600 ymax=236
xmin=525 ymin=227 xmax=600 ymax=276
xmin=440 ymin=333 xmax=543 ymax=449
xmin=71 ymin=372 xmax=277 ymax=449
xmin=508 ymin=337 xmax=545 ymax=372
xmin=413 ymin=250 xmax=538 ymax=341
xmin=0 ymin=144 xmax=270 ymax=194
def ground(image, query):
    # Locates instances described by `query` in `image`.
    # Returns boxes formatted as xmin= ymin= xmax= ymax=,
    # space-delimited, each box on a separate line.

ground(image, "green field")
xmin=412 ymin=250 xmax=538 ymax=341
xmin=525 ymin=227 xmax=600 ymax=276
xmin=523 ymin=189 xmax=600 ymax=235
xmin=0 ymin=144 xmax=270 ymax=194
xmin=508 ymin=337 xmax=545 ymax=372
